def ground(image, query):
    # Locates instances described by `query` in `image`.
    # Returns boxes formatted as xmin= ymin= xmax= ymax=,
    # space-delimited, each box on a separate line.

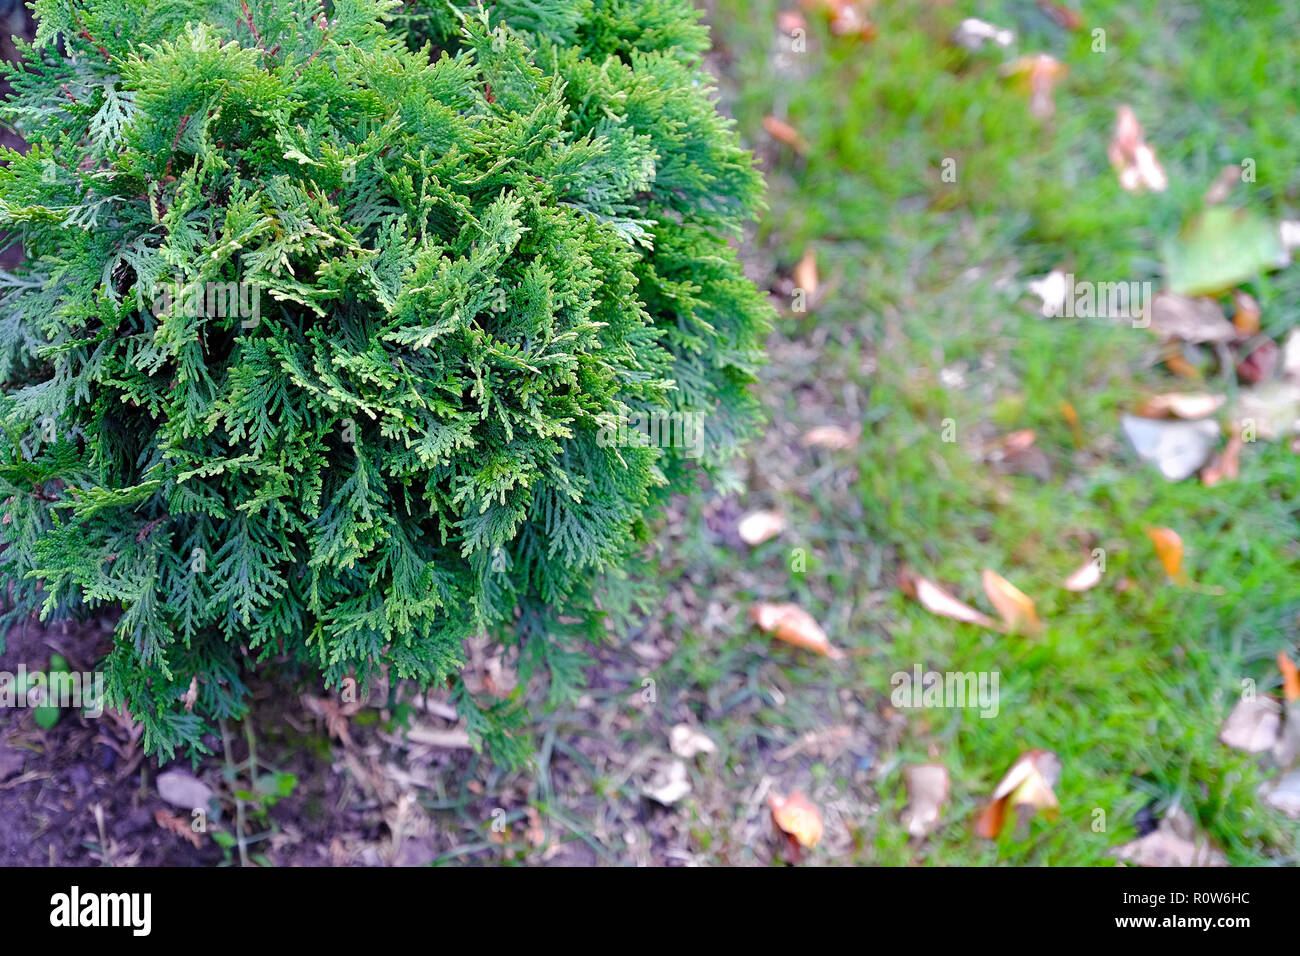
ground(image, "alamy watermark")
xmin=891 ymin=665 xmax=1000 ymax=718
xmin=150 ymin=278 xmax=262 ymax=329
xmin=0 ymin=665 xmax=105 ymax=717
xmin=596 ymin=410 xmax=705 ymax=459
xmin=1037 ymin=273 xmax=1152 ymax=328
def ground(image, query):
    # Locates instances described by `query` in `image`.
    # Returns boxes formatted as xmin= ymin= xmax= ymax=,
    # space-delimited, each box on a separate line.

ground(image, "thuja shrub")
xmin=0 ymin=0 xmax=769 ymax=760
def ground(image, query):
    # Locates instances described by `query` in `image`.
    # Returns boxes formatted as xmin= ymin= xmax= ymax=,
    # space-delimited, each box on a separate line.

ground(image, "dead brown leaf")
xmin=1002 ymin=54 xmax=1068 ymax=119
xmin=1200 ymin=431 xmax=1242 ymax=487
xmin=154 ymin=809 xmax=202 ymax=849
xmin=899 ymin=566 xmax=998 ymax=629
xmin=749 ymin=601 xmax=844 ymax=659
xmin=1145 ymin=527 xmax=1186 ymax=584
xmin=901 ymin=764 xmax=950 ymax=838
xmin=738 ymin=509 xmax=787 ymax=546
xmin=770 ymin=791 xmax=824 ymax=848
xmin=1111 ymin=807 xmax=1227 ymax=867
xmin=1062 ymin=556 xmax=1103 ymax=592
xmin=763 ymin=115 xmax=807 ymax=153
xmin=1280 ymin=651 xmax=1300 ymax=703
xmin=982 ymin=568 xmax=1043 ymax=634
xmin=975 ymin=750 xmax=1061 ymax=838
xmin=800 ymin=423 xmax=860 ymax=449
xmin=1107 ymin=105 xmax=1167 ymax=192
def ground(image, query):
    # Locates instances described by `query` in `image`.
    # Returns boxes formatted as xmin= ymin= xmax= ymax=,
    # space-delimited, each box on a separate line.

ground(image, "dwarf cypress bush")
xmin=0 ymin=0 xmax=769 ymax=761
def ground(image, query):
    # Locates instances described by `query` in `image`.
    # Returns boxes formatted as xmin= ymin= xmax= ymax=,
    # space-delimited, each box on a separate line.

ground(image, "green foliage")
xmin=0 ymin=0 xmax=769 ymax=761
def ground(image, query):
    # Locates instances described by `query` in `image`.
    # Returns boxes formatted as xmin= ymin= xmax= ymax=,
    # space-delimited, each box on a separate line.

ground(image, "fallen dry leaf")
xmin=1122 ymin=414 xmax=1219 ymax=481
xmin=793 ymin=248 xmax=819 ymax=297
xmin=302 ymin=694 xmax=356 ymax=747
xmin=1060 ymin=400 xmax=1083 ymax=446
xmin=1280 ymin=652 xmax=1300 ymax=703
xmin=737 ymin=509 xmax=787 ymax=546
xmin=1200 ymin=432 xmax=1242 ymax=487
xmin=1063 ymin=557 xmax=1103 ymax=592
xmin=1149 ymin=293 xmax=1237 ymax=344
xmin=1002 ymin=54 xmax=1067 ymax=119
xmin=1204 ymin=164 xmax=1243 ymax=205
xmin=1133 ymin=392 xmax=1225 ymax=420
xmin=749 ymin=602 xmax=844 ymax=659
xmin=157 ymin=769 xmax=214 ymax=811
xmin=901 ymin=764 xmax=950 ymax=838
xmin=154 ymin=809 xmax=202 ymax=849
xmin=1218 ymin=697 xmax=1282 ymax=753
xmin=1231 ymin=290 xmax=1262 ymax=336
xmin=1111 ymin=807 xmax=1227 ymax=866
xmin=669 ymin=723 xmax=717 ymax=759
xmin=899 ymin=567 xmax=998 ymax=629
xmin=777 ymin=10 xmax=808 ymax=35
xmin=1233 ymin=381 xmax=1300 ymax=441
xmin=643 ymin=758 xmax=691 ymax=806
xmin=1027 ymin=268 xmax=1067 ymax=317
xmin=800 ymin=423 xmax=860 ymax=449
xmin=1145 ymin=527 xmax=1186 ymax=583
xmin=1108 ymin=105 xmax=1167 ymax=193
xmin=1264 ymin=770 xmax=1300 ymax=818
xmin=770 ymin=791 xmax=824 ymax=848
xmin=1036 ymin=0 xmax=1083 ymax=30
xmin=984 ymin=429 xmax=1050 ymax=480
xmin=982 ymin=568 xmax=1043 ymax=635
xmin=975 ymin=749 xmax=1061 ymax=838
xmin=953 ymin=17 xmax=1014 ymax=51
xmin=1237 ymin=339 xmax=1279 ymax=385
xmin=763 ymin=115 xmax=807 ymax=153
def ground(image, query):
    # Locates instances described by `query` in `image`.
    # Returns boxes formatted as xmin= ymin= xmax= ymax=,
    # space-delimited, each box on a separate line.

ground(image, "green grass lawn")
xmin=390 ymin=0 xmax=1300 ymax=866
xmin=665 ymin=0 xmax=1300 ymax=863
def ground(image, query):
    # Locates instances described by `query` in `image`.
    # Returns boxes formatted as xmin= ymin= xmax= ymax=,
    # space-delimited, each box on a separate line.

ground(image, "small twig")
xmin=219 ymin=718 xmax=251 ymax=868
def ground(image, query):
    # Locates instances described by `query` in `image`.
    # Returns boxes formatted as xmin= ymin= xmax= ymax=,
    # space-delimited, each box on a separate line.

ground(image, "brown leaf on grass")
xmin=154 ymin=809 xmax=202 ymax=849
xmin=901 ymin=764 xmax=950 ymax=838
xmin=769 ymin=791 xmax=824 ymax=848
xmin=1237 ymin=339 xmax=1279 ymax=385
xmin=793 ymin=248 xmax=819 ymax=297
xmin=1200 ymin=432 xmax=1242 ymax=487
xmin=1149 ymin=293 xmax=1236 ymax=344
xmin=829 ymin=4 xmax=875 ymax=39
xmin=749 ymin=602 xmax=844 ymax=659
xmin=1111 ymin=807 xmax=1227 ymax=867
xmin=763 ymin=115 xmax=807 ymax=153
xmin=1145 ymin=527 xmax=1186 ymax=583
xmin=1060 ymin=400 xmax=1083 ymax=446
xmin=669 ymin=723 xmax=717 ymax=759
xmin=1107 ymin=105 xmax=1167 ymax=193
xmin=974 ymin=750 xmax=1061 ymax=838
xmin=801 ymin=0 xmax=876 ymax=39
xmin=800 ymin=423 xmax=860 ymax=449
xmin=984 ymin=429 xmax=1051 ymax=480
xmin=738 ymin=509 xmax=787 ymax=546
xmin=1002 ymin=54 xmax=1067 ymax=119
xmin=1280 ymin=652 xmax=1300 ymax=703
xmin=899 ymin=567 xmax=998 ymax=629
xmin=777 ymin=10 xmax=808 ymax=35
xmin=1036 ymin=0 xmax=1083 ymax=30
xmin=1132 ymin=392 xmax=1225 ymax=420
xmin=302 ymin=694 xmax=358 ymax=747
xmin=1218 ymin=697 xmax=1282 ymax=753
xmin=1121 ymin=414 xmax=1219 ymax=481
xmin=1231 ymin=290 xmax=1262 ymax=336
xmin=981 ymin=568 xmax=1043 ymax=635
xmin=1062 ymin=556 xmax=1103 ymax=592
xmin=1204 ymin=165 xmax=1243 ymax=205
